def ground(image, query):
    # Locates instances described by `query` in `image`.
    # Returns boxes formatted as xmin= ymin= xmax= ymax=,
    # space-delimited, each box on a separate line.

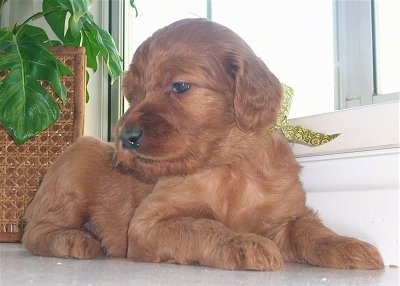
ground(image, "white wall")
xmin=293 ymin=102 xmax=399 ymax=266
xmin=298 ymin=149 xmax=399 ymax=266
xmin=307 ymin=188 xmax=398 ymax=266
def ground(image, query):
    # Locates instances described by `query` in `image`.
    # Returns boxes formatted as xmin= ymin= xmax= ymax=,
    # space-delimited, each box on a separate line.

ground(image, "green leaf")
xmin=85 ymin=70 xmax=90 ymax=102
xmin=0 ymin=29 xmax=72 ymax=144
xmin=129 ymin=0 xmax=138 ymax=17
xmin=42 ymin=0 xmax=68 ymax=41
xmin=43 ymin=0 xmax=91 ymax=42
xmin=18 ymin=24 xmax=62 ymax=46
xmin=81 ymin=16 xmax=123 ymax=82
xmin=43 ymin=0 xmax=122 ymax=82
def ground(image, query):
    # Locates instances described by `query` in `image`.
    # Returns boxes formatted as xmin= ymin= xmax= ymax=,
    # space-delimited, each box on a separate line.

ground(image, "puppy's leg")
xmin=22 ymin=138 xmax=102 ymax=259
xmin=280 ymin=209 xmax=384 ymax=269
xmin=127 ymin=197 xmax=283 ymax=271
xmin=23 ymin=226 xmax=100 ymax=259
xmin=22 ymin=178 xmax=101 ymax=259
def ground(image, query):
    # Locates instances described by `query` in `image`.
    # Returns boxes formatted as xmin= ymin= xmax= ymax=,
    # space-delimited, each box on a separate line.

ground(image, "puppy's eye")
xmin=172 ymin=82 xmax=190 ymax=94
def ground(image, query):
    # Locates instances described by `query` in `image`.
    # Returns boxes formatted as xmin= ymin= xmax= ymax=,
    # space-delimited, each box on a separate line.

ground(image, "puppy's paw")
xmin=54 ymin=230 xmax=101 ymax=259
xmin=214 ymin=233 xmax=283 ymax=271
xmin=313 ymin=236 xmax=384 ymax=270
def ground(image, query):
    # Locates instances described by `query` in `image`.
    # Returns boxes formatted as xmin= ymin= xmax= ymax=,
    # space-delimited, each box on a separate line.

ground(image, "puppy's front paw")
xmin=54 ymin=230 xmax=101 ymax=259
xmin=214 ymin=233 xmax=283 ymax=271
xmin=314 ymin=236 xmax=384 ymax=270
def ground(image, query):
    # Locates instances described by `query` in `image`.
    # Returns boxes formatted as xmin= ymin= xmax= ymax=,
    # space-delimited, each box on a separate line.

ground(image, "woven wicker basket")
xmin=0 ymin=47 xmax=86 ymax=242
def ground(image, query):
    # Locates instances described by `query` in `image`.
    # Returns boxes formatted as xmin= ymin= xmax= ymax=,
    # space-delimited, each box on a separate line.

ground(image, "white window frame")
xmin=334 ymin=0 xmax=375 ymax=109
xmin=109 ymin=0 xmax=126 ymax=141
xmin=335 ymin=0 xmax=400 ymax=110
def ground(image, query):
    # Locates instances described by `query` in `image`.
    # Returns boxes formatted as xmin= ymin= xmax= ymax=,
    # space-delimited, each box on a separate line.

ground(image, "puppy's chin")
xmin=115 ymin=142 xmax=205 ymax=183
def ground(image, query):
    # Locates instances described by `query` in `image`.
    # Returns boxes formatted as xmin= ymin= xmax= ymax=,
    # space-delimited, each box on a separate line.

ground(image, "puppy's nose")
xmin=118 ymin=127 xmax=143 ymax=150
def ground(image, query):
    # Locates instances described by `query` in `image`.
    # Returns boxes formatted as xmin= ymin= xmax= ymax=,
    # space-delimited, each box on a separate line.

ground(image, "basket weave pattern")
xmin=0 ymin=47 xmax=85 ymax=242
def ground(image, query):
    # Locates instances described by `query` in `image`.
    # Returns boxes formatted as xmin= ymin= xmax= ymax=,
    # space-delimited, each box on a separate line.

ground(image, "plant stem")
xmin=14 ymin=6 xmax=59 ymax=35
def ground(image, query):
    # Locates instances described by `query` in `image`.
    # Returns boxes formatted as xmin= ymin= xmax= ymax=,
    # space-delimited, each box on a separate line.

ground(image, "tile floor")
xmin=0 ymin=243 xmax=398 ymax=286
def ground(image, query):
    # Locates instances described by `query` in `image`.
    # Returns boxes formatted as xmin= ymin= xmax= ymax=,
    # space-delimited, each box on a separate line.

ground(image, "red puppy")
xmin=22 ymin=18 xmax=384 ymax=270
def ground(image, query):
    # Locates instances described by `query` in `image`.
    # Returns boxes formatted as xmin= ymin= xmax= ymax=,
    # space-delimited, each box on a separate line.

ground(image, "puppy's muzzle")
xmin=118 ymin=127 xmax=143 ymax=150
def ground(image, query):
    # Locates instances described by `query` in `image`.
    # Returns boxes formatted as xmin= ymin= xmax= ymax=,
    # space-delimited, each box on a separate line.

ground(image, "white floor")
xmin=0 ymin=243 xmax=398 ymax=286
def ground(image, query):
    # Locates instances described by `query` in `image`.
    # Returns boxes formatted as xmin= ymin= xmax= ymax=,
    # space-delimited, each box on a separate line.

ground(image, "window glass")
xmin=211 ymin=0 xmax=334 ymax=118
xmin=124 ymin=0 xmax=208 ymax=65
xmin=373 ymin=0 xmax=400 ymax=95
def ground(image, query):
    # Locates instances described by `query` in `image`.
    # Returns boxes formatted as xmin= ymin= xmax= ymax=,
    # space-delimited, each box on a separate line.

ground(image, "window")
xmin=335 ymin=0 xmax=400 ymax=109
xmin=372 ymin=0 xmax=400 ymax=97
xmin=121 ymin=0 xmax=399 ymax=119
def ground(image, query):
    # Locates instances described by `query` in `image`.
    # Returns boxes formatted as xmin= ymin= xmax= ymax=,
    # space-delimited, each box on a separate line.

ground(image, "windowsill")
xmin=289 ymin=100 xmax=399 ymax=157
xmin=290 ymin=101 xmax=399 ymax=193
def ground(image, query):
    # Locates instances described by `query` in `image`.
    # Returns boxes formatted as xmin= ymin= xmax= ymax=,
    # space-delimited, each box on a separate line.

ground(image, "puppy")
xmin=22 ymin=18 xmax=384 ymax=270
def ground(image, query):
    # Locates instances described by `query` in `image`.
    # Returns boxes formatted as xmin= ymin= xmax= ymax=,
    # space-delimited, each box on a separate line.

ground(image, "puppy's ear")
xmin=227 ymin=54 xmax=282 ymax=131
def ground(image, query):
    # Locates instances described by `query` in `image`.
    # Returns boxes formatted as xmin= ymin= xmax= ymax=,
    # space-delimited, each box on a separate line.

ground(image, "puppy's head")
xmin=115 ymin=18 xmax=282 ymax=181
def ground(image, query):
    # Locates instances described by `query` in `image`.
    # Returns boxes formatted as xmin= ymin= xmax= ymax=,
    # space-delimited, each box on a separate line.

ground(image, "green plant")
xmin=0 ymin=0 xmax=137 ymax=144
